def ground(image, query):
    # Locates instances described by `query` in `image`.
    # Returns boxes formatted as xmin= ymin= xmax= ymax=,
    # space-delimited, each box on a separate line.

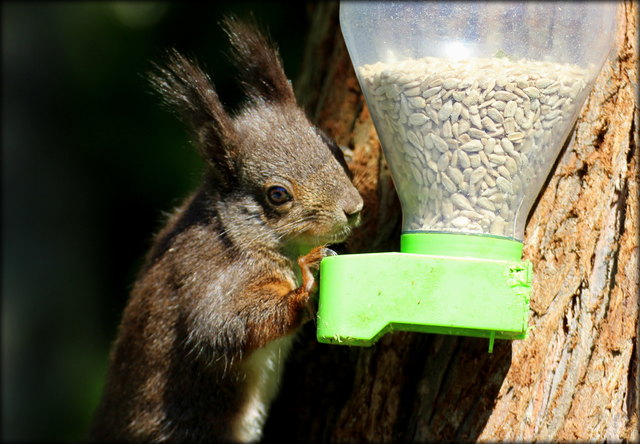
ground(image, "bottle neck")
xmin=400 ymin=232 xmax=523 ymax=261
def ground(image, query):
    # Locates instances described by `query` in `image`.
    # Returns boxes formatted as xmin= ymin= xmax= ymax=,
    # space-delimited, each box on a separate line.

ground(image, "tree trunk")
xmin=263 ymin=1 xmax=638 ymax=442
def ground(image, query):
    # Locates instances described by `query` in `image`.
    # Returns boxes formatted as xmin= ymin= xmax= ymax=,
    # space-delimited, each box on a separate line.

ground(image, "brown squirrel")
xmin=89 ymin=16 xmax=362 ymax=443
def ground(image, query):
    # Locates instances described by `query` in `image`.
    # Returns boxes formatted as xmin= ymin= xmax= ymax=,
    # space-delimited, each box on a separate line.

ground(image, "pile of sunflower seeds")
xmin=360 ymin=56 xmax=589 ymax=239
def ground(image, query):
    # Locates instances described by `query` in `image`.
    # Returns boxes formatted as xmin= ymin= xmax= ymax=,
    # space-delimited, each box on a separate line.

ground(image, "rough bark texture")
xmin=263 ymin=1 xmax=638 ymax=442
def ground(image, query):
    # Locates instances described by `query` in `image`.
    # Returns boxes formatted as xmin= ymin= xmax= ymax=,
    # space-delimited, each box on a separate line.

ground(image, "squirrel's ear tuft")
xmin=222 ymin=15 xmax=297 ymax=105
xmin=148 ymin=49 xmax=238 ymax=186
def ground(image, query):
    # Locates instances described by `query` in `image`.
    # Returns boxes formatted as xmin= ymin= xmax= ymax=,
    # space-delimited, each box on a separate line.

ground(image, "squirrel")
xmin=89 ymin=16 xmax=363 ymax=443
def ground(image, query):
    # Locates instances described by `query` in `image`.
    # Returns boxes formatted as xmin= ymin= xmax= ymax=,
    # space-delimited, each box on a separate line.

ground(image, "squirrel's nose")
xmin=343 ymin=195 xmax=363 ymax=223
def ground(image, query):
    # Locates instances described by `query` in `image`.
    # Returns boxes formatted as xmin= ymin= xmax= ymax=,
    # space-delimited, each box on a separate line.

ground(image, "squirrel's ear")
xmin=149 ymin=49 xmax=238 ymax=186
xmin=222 ymin=15 xmax=297 ymax=105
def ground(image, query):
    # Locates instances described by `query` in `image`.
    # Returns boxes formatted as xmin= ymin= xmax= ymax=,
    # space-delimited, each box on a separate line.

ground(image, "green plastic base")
xmin=316 ymin=233 xmax=532 ymax=351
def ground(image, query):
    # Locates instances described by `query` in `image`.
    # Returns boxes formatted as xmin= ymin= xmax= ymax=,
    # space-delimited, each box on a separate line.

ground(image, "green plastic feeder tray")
xmin=317 ymin=233 xmax=532 ymax=352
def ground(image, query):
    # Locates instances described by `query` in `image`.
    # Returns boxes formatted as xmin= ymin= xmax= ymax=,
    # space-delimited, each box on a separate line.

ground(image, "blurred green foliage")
xmin=2 ymin=2 xmax=311 ymax=441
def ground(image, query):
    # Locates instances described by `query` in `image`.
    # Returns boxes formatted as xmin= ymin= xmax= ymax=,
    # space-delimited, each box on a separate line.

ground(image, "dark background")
xmin=2 ymin=2 xmax=312 ymax=441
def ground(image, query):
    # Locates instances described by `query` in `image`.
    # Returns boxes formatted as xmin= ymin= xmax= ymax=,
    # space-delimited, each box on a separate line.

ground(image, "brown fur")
xmin=89 ymin=16 xmax=362 ymax=443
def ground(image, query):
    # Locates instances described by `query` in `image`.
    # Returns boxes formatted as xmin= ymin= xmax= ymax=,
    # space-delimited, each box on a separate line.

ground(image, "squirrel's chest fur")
xmin=234 ymin=334 xmax=294 ymax=441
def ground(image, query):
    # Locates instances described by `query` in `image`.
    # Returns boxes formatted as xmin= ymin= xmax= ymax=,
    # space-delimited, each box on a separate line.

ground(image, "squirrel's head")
xmin=149 ymin=16 xmax=362 ymax=250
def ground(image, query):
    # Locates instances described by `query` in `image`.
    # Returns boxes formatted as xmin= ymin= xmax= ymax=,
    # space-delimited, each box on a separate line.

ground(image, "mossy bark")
xmin=264 ymin=1 xmax=638 ymax=441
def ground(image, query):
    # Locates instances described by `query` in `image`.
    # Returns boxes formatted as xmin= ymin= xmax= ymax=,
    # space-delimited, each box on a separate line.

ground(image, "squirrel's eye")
xmin=267 ymin=186 xmax=292 ymax=206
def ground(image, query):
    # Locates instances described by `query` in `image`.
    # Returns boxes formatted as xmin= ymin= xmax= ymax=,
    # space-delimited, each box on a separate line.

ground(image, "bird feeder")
xmin=317 ymin=1 xmax=617 ymax=351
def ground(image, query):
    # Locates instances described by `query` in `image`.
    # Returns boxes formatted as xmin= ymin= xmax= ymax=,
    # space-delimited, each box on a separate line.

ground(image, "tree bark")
xmin=263 ymin=1 xmax=638 ymax=442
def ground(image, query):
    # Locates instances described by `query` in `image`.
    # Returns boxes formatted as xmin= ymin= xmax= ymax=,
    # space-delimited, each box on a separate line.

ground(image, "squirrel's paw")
xmin=297 ymin=246 xmax=336 ymax=323
xmin=297 ymin=245 xmax=336 ymax=293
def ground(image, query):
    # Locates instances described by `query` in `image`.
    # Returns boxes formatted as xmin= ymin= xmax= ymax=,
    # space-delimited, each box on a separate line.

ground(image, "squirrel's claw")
xmin=321 ymin=247 xmax=338 ymax=257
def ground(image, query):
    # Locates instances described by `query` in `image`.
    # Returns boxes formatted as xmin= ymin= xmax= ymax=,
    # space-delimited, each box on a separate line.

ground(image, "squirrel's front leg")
xmin=244 ymin=246 xmax=335 ymax=350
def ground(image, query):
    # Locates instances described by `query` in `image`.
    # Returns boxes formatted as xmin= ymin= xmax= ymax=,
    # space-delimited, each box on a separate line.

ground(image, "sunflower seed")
xmin=409 ymin=113 xmax=428 ymax=125
xmin=452 ymin=193 xmax=474 ymax=211
xmin=461 ymin=140 xmax=484 ymax=152
xmin=408 ymin=96 xmax=426 ymax=108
